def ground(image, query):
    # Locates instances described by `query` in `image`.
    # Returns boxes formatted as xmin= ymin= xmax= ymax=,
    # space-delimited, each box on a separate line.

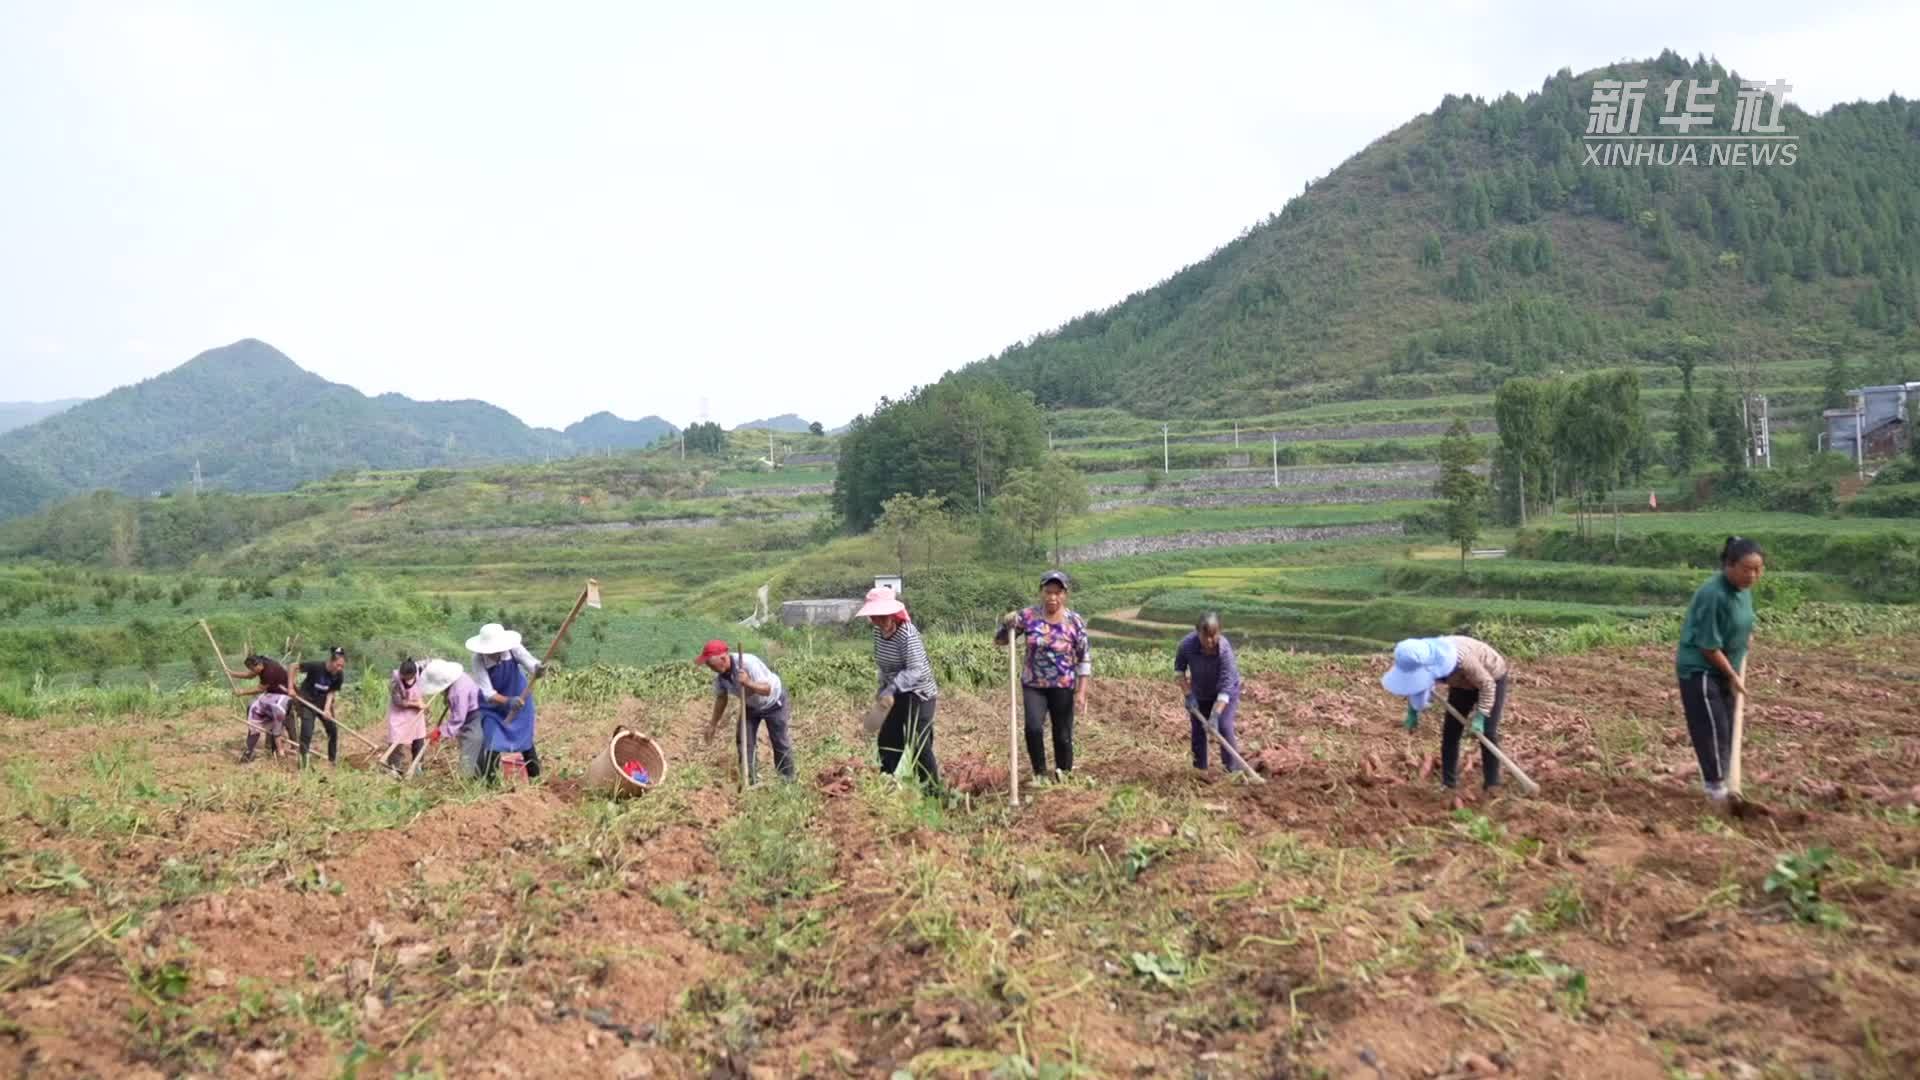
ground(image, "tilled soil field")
xmin=3 ymin=639 xmax=1917 ymax=1079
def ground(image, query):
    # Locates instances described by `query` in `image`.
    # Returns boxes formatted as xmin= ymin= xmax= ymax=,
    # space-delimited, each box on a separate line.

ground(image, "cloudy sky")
xmin=2 ymin=1 xmax=1914 ymax=429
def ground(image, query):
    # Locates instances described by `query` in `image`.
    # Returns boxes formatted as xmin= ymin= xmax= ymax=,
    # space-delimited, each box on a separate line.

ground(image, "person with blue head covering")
xmin=1383 ymin=634 xmax=1511 ymax=807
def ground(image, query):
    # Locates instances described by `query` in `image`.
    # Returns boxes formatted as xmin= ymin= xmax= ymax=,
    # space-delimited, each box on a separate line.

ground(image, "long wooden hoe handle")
xmin=1439 ymin=699 xmax=1541 ymax=795
xmin=734 ymin=645 xmax=749 ymax=793
xmin=1187 ymin=704 xmax=1265 ymax=783
xmin=201 ymin=619 xmax=240 ymax=692
xmin=1008 ymin=633 xmax=1020 ymax=808
xmin=1728 ymin=657 xmax=1747 ymax=795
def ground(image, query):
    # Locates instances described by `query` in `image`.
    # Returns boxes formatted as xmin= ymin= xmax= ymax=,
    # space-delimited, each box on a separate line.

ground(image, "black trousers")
xmin=481 ymin=745 xmax=543 ymax=781
xmin=1023 ymin=685 xmax=1076 ymax=776
xmin=877 ymin=694 xmax=939 ymax=787
xmin=1441 ymin=677 xmax=1508 ymax=789
xmin=296 ymin=703 xmax=339 ymax=765
xmin=1678 ymin=671 xmax=1736 ymax=786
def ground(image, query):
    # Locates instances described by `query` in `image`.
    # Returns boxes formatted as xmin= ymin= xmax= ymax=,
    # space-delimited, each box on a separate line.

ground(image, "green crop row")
xmin=1382 ymin=560 xmax=1855 ymax=609
xmin=1514 ymin=524 xmax=1920 ymax=601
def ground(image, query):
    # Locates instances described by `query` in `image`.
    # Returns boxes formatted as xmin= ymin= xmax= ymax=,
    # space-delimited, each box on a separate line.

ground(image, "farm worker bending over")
xmin=859 ymin=587 xmax=941 ymax=789
xmin=697 ymin=640 xmax=795 ymax=783
xmin=1675 ymin=536 xmax=1764 ymax=805
xmin=419 ymin=659 xmax=488 ymax=779
xmin=996 ymin=570 xmax=1092 ymax=782
xmin=1174 ymin=612 xmax=1245 ymax=773
xmin=242 ymin=691 xmax=295 ymax=763
xmin=229 ymin=653 xmax=291 ymax=698
xmin=1382 ymin=635 xmax=1510 ymax=809
xmin=467 ymin=623 xmax=543 ymax=781
xmin=385 ymin=659 xmax=428 ymax=776
xmin=293 ymin=646 xmax=348 ymax=769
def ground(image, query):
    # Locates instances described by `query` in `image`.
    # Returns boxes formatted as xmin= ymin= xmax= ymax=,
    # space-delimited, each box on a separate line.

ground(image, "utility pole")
xmin=1758 ymin=395 xmax=1771 ymax=469
xmin=1233 ymin=422 xmax=1239 ymax=448
xmin=1161 ymin=424 xmax=1170 ymax=475
xmin=678 ymin=430 xmax=685 ymax=460
xmin=191 ymin=459 xmax=202 ymax=496
xmin=769 ymin=429 xmax=776 ymax=467
xmin=1740 ymin=396 xmax=1752 ymax=469
xmin=1271 ymin=435 xmax=1279 ymax=488
xmin=1856 ymin=408 xmax=1865 ymax=479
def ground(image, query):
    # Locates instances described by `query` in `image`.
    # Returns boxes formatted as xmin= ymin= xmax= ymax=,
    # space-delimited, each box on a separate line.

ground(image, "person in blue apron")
xmin=466 ymin=623 xmax=543 ymax=781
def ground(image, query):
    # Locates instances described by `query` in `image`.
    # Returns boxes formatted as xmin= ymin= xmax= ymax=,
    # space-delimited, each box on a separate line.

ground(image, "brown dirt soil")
xmin=2 ymin=639 xmax=1919 ymax=1077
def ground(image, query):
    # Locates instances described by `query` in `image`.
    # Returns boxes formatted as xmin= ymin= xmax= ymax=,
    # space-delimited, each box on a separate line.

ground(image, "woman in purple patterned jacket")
xmin=996 ymin=570 xmax=1092 ymax=781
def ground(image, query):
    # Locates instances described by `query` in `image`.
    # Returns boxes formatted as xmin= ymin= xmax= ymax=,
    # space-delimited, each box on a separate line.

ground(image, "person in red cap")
xmin=698 ymin=640 xmax=794 ymax=783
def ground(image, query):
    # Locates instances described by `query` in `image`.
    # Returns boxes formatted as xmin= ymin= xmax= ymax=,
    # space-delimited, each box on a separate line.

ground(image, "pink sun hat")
xmin=855 ymin=586 xmax=905 ymax=618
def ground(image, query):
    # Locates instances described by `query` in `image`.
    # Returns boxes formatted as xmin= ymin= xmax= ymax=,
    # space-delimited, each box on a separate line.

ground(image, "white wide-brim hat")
xmin=465 ymin=622 xmax=523 ymax=655
xmin=418 ymin=658 xmax=465 ymax=696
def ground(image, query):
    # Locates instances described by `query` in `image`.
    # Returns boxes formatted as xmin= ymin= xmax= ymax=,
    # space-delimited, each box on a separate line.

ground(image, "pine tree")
xmin=1823 ymin=354 xmax=1854 ymax=410
xmin=1436 ymin=419 xmax=1485 ymax=570
xmin=1673 ymin=353 xmax=1708 ymax=476
xmin=1708 ymin=384 xmax=1747 ymax=473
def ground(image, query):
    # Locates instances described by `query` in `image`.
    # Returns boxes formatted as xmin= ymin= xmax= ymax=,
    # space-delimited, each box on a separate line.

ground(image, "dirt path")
xmin=2 ymin=640 xmax=1917 ymax=1078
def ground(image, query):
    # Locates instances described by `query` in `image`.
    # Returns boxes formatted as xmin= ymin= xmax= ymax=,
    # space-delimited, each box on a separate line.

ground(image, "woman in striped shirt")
xmin=857 ymin=586 xmax=940 ymax=788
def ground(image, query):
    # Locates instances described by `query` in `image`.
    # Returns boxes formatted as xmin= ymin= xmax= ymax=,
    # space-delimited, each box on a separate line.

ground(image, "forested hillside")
xmin=976 ymin=53 xmax=1920 ymax=417
xmin=563 ymin=411 xmax=678 ymax=450
xmin=0 ymin=340 xmax=664 ymax=518
xmin=0 ymin=399 xmax=81 ymax=435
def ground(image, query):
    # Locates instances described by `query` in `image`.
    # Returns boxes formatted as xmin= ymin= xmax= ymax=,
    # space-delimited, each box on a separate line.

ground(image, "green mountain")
xmin=563 ymin=411 xmax=677 ymax=450
xmin=974 ymin=53 xmax=1920 ymax=417
xmin=0 ymin=399 xmax=84 ymax=436
xmin=0 ymin=339 xmax=575 ymax=518
xmin=735 ymin=413 xmax=814 ymax=433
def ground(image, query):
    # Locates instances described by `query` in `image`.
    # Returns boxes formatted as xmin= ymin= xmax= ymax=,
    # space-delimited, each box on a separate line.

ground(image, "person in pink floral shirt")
xmin=995 ymin=570 xmax=1092 ymax=780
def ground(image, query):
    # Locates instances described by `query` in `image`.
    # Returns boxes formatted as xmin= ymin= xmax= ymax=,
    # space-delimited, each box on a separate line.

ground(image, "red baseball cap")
xmin=695 ymin=640 xmax=730 ymax=665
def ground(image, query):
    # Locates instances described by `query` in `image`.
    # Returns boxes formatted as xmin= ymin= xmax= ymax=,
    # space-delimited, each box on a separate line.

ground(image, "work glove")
xmin=1184 ymin=692 xmax=1199 ymax=715
xmin=428 ymin=728 xmax=443 ymax=746
xmin=1403 ymin=705 xmax=1420 ymax=732
xmin=535 ymin=661 xmax=551 ymax=677
xmin=1000 ymin=610 xmax=1019 ymax=628
xmin=507 ymin=696 xmax=525 ymax=713
xmin=1470 ymin=712 xmax=1487 ymax=737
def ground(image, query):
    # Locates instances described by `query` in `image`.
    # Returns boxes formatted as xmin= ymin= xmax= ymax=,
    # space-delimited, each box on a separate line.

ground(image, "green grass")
xmin=1063 ymin=502 xmax=1421 ymax=545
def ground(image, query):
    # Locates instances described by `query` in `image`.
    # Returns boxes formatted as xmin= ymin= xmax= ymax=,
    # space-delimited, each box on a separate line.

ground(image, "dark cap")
xmin=329 ymin=645 xmax=348 ymax=658
xmin=1039 ymin=570 xmax=1071 ymax=590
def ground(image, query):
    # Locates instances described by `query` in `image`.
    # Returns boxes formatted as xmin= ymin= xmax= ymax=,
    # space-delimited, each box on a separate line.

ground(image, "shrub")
xmin=1848 ymin=482 xmax=1920 ymax=519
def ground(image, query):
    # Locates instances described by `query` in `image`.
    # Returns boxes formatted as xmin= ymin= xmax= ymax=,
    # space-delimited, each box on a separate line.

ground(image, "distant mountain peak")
xmin=175 ymin=339 xmax=306 ymax=380
xmin=734 ymin=413 xmax=814 ymax=433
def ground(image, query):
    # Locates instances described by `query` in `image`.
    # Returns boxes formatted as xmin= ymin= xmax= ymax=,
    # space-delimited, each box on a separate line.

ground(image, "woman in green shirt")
xmin=1675 ymin=536 xmax=1764 ymax=804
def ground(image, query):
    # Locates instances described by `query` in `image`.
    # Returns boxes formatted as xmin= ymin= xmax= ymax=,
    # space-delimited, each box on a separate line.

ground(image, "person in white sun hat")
xmin=466 ymin=622 xmax=544 ymax=781
xmin=418 ymin=658 xmax=487 ymax=779
xmin=1381 ymin=634 xmax=1510 ymax=810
